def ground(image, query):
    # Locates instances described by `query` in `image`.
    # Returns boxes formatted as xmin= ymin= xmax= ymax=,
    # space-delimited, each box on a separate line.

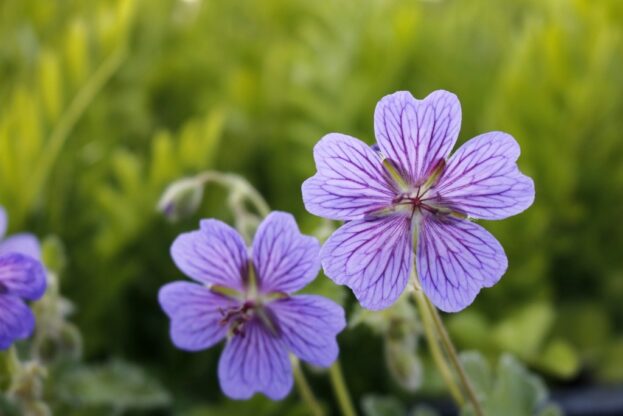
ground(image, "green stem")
xmin=412 ymin=286 xmax=464 ymax=406
xmin=195 ymin=171 xmax=271 ymax=217
xmin=425 ymin=297 xmax=484 ymax=416
xmin=291 ymin=356 xmax=325 ymax=416
xmin=23 ymin=45 xmax=128 ymax=217
xmin=329 ymin=361 xmax=357 ymax=416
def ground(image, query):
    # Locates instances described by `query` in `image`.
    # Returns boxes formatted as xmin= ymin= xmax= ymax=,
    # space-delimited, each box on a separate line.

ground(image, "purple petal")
xmin=374 ymin=90 xmax=461 ymax=185
xmin=0 ymin=294 xmax=36 ymax=350
xmin=302 ymin=133 xmax=395 ymax=221
xmin=0 ymin=233 xmax=42 ymax=260
xmin=170 ymin=219 xmax=248 ymax=290
xmin=0 ymin=206 xmax=6 ymax=240
xmin=417 ymin=216 xmax=507 ymax=313
xmin=434 ymin=132 xmax=535 ymax=220
xmin=0 ymin=253 xmax=47 ymax=300
xmin=269 ymin=295 xmax=345 ymax=367
xmin=158 ymin=281 xmax=237 ymax=351
xmin=321 ymin=215 xmax=413 ymax=310
xmin=252 ymin=212 xmax=320 ymax=294
xmin=218 ymin=319 xmax=292 ymax=400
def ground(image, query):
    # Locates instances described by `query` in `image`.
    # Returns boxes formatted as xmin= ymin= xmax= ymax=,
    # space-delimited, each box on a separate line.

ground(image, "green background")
xmin=1 ymin=0 xmax=622 ymax=414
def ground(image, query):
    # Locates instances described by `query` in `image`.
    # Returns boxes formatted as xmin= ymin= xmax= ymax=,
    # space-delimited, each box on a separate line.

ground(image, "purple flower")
xmin=159 ymin=212 xmax=346 ymax=400
xmin=302 ymin=90 xmax=535 ymax=312
xmin=0 ymin=206 xmax=47 ymax=349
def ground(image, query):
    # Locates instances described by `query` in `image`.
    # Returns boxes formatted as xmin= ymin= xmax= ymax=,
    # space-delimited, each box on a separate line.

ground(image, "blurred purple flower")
xmin=0 ymin=206 xmax=47 ymax=349
xmin=302 ymin=90 xmax=535 ymax=312
xmin=159 ymin=212 xmax=345 ymax=400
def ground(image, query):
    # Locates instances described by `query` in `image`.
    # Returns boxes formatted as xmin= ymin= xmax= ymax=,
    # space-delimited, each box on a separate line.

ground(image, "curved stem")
xmin=195 ymin=171 xmax=270 ymax=217
xmin=412 ymin=286 xmax=464 ymax=406
xmin=291 ymin=356 xmax=325 ymax=416
xmin=329 ymin=361 xmax=357 ymax=416
xmin=426 ymin=297 xmax=484 ymax=416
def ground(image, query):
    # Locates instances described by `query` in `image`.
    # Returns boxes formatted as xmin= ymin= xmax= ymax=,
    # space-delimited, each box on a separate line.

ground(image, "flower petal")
xmin=158 ymin=281 xmax=236 ymax=351
xmin=0 ymin=253 xmax=46 ymax=300
xmin=0 ymin=233 xmax=42 ymax=260
xmin=269 ymin=295 xmax=345 ymax=367
xmin=252 ymin=212 xmax=320 ymax=294
xmin=417 ymin=216 xmax=507 ymax=313
xmin=321 ymin=215 xmax=413 ymax=310
xmin=170 ymin=219 xmax=248 ymax=290
xmin=374 ymin=90 xmax=461 ymax=185
xmin=0 ymin=294 xmax=35 ymax=350
xmin=434 ymin=132 xmax=535 ymax=220
xmin=302 ymin=133 xmax=395 ymax=221
xmin=218 ymin=319 xmax=292 ymax=400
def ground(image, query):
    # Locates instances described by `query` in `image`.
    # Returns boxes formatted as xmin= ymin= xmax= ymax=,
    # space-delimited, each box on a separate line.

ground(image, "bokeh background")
xmin=1 ymin=0 xmax=623 ymax=414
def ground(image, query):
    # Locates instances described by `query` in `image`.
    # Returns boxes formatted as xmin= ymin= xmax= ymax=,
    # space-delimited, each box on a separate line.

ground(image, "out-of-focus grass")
xmin=1 ymin=0 xmax=623 ymax=411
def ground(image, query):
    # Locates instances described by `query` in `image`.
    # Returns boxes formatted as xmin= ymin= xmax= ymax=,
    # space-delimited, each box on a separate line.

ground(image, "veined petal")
xmin=0 ymin=233 xmax=42 ymax=260
xmin=417 ymin=216 xmax=507 ymax=313
xmin=0 ymin=253 xmax=46 ymax=300
xmin=374 ymin=90 xmax=461 ymax=185
xmin=218 ymin=319 xmax=292 ymax=400
xmin=269 ymin=295 xmax=345 ymax=367
xmin=321 ymin=215 xmax=413 ymax=310
xmin=302 ymin=133 xmax=395 ymax=221
xmin=434 ymin=132 xmax=535 ymax=220
xmin=252 ymin=212 xmax=320 ymax=294
xmin=158 ymin=282 xmax=237 ymax=351
xmin=170 ymin=219 xmax=248 ymax=290
xmin=0 ymin=294 xmax=36 ymax=350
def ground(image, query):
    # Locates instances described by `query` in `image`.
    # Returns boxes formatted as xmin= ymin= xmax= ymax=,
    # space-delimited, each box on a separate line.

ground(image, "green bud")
xmin=157 ymin=178 xmax=204 ymax=222
xmin=41 ymin=235 xmax=67 ymax=275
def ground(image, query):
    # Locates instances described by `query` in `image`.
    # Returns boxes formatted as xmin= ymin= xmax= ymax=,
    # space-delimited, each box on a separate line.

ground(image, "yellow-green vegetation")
xmin=1 ymin=0 xmax=622 ymax=414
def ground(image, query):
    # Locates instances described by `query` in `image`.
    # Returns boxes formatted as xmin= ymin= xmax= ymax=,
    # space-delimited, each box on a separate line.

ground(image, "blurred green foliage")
xmin=1 ymin=0 xmax=623 ymax=413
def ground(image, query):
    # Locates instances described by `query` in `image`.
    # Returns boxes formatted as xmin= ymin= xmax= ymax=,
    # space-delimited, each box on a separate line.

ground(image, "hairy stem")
xmin=329 ymin=361 xmax=357 ymax=416
xmin=426 ymin=297 xmax=484 ymax=416
xmin=195 ymin=171 xmax=271 ymax=217
xmin=412 ymin=285 xmax=464 ymax=406
xmin=291 ymin=356 xmax=325 ymax=416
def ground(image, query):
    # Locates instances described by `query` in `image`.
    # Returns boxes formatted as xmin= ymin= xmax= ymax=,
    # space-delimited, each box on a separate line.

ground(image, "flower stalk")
xmin=329 ymin=361 xmax=357 ymax=416
xmin=291 ymin=356 xmax=325 ymax=416
xmin=425 ymin=297 xmax=484 ymax=416
xmin=412 ymin=267 xmax=484 ymax=416
xmin=412 ymin=281 xmax=464 ymax=406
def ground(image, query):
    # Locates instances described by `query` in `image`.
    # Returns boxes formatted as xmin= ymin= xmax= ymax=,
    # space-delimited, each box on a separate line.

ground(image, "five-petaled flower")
xmin=302 ymin=90 xmax=535 ymax=312
xmin=0 ymin=206 xmax=47 ymax=349
xmin=159 ymin=212 xmax=346 ymax=400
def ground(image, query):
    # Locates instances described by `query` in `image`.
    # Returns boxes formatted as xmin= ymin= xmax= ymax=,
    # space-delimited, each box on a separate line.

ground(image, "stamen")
xmin=382 ymin=158 xmax=409 ymax=191
xmin=421 ymin=158 xmax=446 ymax=190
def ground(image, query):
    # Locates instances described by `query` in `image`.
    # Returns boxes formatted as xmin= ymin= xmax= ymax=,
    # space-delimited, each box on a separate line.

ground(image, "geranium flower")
xmin=302 ymin=90 xmax=535 ymax=312
xmin=159 ymin=212 xmax=345 ymax=400
xmin=0 ymin=206 xmax=47 ymax=349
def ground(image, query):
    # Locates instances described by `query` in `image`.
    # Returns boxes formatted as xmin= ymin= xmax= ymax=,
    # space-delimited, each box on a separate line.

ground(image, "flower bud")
xmin=157 ymin=178 xmax=204 ymax=222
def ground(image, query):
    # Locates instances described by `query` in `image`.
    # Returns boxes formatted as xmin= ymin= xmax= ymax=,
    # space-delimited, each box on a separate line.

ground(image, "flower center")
xmin=219 ymin=301 xmax=255 ymax=337
xmin=212 ymin=260 xmax=284 ymax=339
xmin=392 ymin=188 xmax=437 ymax=215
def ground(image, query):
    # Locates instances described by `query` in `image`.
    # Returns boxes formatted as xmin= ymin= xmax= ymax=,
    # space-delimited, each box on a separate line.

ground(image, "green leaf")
xmin=361 ymin=395 xmax=405 ymax=416
xmin=459 ymin=351 xmax=493 ymax=400
xmin=486 ymin=355 xmax=547 ymax=416
xmin=459 ymin=353 xmax=556 ymax=416
xmin=182 ymin=396 xmax=309 ymax=416
xmin=536 ymin=338 xmax=580 ymax=379
xmin=411 ymin=405 xmax=440 ymax=416
xmin=57 ymin=360 xmax=170 ymax=410
xmin=493 ymin=303 xmax=554 ymax=359
xmin=537 ymin=403 xmax=564 ymax=416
